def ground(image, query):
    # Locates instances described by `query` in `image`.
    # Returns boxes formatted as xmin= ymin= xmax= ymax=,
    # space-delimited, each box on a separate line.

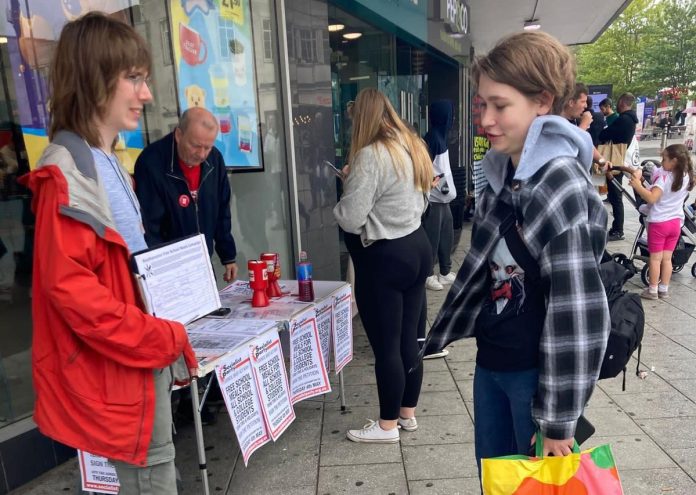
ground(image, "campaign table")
xmin=187 ymin=280 xmax=353 ymax=495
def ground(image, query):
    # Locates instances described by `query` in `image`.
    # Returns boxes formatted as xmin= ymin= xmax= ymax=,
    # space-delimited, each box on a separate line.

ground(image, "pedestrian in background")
xmin=422 ymin=99 xmax=458 ymax=291
xmin=422 ymin=31 xmax=610 ymax=473
xmin=20 ymin=12 xmax=196 ymax=494
xmin=334 ymin=88 xmax=433 ymax=443
xmin=629 ymin=144 xmax=695 ymax=300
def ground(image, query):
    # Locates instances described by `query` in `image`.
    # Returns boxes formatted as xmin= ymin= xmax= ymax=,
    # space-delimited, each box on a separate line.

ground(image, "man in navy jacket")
xmin=135 ymin=107 xmax=238 ymax=281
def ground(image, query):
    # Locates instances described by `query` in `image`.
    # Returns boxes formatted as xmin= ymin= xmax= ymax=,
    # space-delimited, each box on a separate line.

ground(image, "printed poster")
xmin=249 ymin=331 xmax=295 ymax=440
xmin=171 ymin=0 xmax=262 ymax=169
xmin=216 ymin=348 xmax=270 ymax=466
xmin=313 ymin=297 xmax=333 ymax=373
xmin=77 ymin=450 xmax=119 ymax=494
xmin=288 ymin=307 xmax=331 ymax=403
xmin=331 ymin=285 xmax=353 ymax=373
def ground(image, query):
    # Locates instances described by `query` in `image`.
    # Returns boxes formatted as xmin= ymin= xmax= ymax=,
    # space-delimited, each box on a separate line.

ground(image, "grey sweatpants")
xmin=422 ymin=202 xmax=454 ymax=276
xmin=111 ymin=368 xmax=177 ymax=495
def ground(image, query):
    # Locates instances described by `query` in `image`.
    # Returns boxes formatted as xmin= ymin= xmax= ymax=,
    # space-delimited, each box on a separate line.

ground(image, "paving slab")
xmin=583 ymin=406 xmax=644 ymax=437
xmin=317 ymin=462 xmax=408 ymax=495
xmin=402 ymin=443 xmax=478 ymax=480
xmin=611 ymin=390 xmax=696 ymax=419
xmin=447 ymin=361 xmax=475 ymax=381
xmin=417 ymin=391 xmax=468 ymax=416
xmin=636 ymin=417 xmax=696 ymax=450
xmin=590 ymin=435 xmax=676 ymax=470
xmin=420 ymin=371 xmax=458 ymax=392
xmin=667 ymin=447 xmax=696 ymax=479
xmin=409 ymin=477 xmax=482 ymax=494
xmin=399 ymin=414 xmax=474 ymax=446
xmin=618 ymin=468 xmax=696 ymax=495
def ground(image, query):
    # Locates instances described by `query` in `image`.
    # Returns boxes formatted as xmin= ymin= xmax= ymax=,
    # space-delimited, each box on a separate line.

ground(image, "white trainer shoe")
xmin=346 ymin=420 xmax=400 ymax=443
xmin=425 ymin=275 xmax=443 ymax=291
xmin=423 ymin=348 xmax=450 ymax=360
xmin=438 ymin=272 xmax=456 ymax=285
xmin=397 ymin=416 xmax=418 ymax=432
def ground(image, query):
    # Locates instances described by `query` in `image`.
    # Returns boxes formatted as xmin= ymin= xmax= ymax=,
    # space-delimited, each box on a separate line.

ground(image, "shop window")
xmin=287 ymin=28 xmax=296 ymax=60
xmin=262 ymin=18 xmax=273 ymax=61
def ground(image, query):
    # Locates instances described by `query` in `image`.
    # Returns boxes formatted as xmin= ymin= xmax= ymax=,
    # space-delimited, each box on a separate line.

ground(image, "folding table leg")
xmin=190 ymin=377 xmax=210 ymax=495
xmin=338 ymin=370 xmax=346 ymax=411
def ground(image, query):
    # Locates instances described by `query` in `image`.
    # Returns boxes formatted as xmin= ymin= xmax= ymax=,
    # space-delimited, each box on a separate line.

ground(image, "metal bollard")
xmin=660 ymin=126 xmax=669 ymax=151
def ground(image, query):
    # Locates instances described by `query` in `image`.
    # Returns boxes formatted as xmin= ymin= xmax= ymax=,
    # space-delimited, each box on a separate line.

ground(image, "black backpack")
xmin=500 ymin=211 xmax=645 ymax=392
xmin=597 ymin=260 xmax=645 ymax=390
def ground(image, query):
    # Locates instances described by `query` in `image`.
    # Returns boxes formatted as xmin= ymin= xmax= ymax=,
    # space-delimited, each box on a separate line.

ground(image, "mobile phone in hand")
xmin=323 ymin=160 xmax=346 ymax=179
xmin=433 ymin=172 xmax=445 ymax=180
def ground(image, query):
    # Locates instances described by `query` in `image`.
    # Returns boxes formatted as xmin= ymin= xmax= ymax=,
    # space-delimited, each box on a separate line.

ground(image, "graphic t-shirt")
xmin=474 ymin=226 xmax=546 ymax=372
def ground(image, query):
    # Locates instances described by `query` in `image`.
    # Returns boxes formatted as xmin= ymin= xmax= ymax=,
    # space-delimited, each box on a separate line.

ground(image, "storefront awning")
xmin=469 ymin=0 xmax=632 ymax=53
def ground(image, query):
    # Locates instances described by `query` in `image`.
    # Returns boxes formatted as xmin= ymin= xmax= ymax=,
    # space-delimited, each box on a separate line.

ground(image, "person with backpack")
xmin=629 ymin=144 xmax=695 ymax=299
xmin=421 ymin=31 xmax=610 ymax=471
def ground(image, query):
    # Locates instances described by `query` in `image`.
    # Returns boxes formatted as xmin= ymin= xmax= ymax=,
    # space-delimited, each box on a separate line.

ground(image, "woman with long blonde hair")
xmin=334 ymin=88 xmax=433 ymax=443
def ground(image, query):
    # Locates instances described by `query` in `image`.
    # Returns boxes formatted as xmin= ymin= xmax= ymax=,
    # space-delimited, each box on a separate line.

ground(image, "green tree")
xmin=575 ymin=0 xmax=696 ymax=100
xmin=641 ymin=0 xmax=696 ymax=96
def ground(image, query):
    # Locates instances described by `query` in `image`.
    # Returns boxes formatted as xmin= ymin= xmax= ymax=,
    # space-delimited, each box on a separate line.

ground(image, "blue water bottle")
xmin=296 ymin=251 xmax=315 ymax=302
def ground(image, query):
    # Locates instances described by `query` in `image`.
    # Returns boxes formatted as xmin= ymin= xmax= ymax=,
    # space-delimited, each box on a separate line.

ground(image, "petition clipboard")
xmin=131 ymin=233 xmax=221 ymax=325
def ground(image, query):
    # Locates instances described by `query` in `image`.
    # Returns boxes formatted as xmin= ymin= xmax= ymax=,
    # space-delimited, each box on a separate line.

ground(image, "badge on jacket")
xmin=179 ymin=194 xmax=190 ymax=207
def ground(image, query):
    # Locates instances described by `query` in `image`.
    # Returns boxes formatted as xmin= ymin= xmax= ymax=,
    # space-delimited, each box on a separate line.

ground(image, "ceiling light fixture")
xmin=342 ymin=32 xmax=362 ymax=40
xmin=328 ymin=23 xmax=345 ymax=32
xmin=523 ymin=19 xmax=541 ymax=30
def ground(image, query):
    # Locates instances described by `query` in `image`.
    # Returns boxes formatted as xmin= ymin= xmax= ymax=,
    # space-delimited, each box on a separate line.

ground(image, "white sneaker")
xmin=425 ymin=275 xmax=443 ymax=291
xmin=397 ymin=416 xmax=418 ymax=432
xmin=423 ymin=348 xmax=449 ymax=360
xmin=346 ymin=419 xmax=400 ymax=443
xmin=438 ymin=272 xmax=456 ymax=285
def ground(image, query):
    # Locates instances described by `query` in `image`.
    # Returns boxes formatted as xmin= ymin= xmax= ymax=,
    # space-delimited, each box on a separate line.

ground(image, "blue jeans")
xmin=473 ymin=365 xmax=538 ymax=476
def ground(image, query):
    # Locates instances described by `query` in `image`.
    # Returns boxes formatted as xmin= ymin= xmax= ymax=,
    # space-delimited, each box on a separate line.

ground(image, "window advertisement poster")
xmin=170 ymin=0 xmax=262 ymax=169
xmin=2 ymin=1 xmax=145 ymax=170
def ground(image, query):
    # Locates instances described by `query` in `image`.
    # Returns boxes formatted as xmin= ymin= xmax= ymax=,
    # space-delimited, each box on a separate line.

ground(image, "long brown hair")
xmin=48 ymin=12 xmax=152 ymax=148
xmin=349 ymin=89 xmax=432 ymax=192
xmin=471 ymin=31 xmax=576 ymax=115
xmin=663 ymin=144 xmax=695 ymax=192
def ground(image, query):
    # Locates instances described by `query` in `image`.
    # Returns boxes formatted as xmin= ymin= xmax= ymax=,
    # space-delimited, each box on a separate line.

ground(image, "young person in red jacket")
xmin=20 ymin=12 xmax=197 ymax=493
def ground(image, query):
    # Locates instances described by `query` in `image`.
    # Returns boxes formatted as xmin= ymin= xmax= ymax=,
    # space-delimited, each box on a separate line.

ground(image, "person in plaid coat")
xmin=422 ymin=31 xmax=610 ymax=467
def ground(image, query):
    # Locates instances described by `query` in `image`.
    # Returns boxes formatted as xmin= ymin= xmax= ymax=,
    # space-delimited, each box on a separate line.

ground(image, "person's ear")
xmin=536 ymin=91 xmax=554 ymax=116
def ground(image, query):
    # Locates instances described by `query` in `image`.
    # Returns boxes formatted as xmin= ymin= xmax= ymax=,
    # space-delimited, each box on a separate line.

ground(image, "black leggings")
xmin=345 ymin=227 xmax=431 ymax=420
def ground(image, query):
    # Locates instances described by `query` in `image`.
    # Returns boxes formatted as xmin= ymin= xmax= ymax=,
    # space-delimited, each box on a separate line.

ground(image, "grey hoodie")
xmin=482 ymin=115 xmax=594 ymax=195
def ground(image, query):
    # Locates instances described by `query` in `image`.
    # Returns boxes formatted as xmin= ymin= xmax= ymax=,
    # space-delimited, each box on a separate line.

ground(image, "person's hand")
xmin=223 ymin=262 xmax=238 ymax=282
xmin=342 ymin=165 xmax=350 ymax=177
xmin=580 ymin=111 xmax=593 ymax=130
xmin=432 ymin=176 xmax=441 ymax=188
xmin=632 ymin=168 xmax=642 ymax=180
xmin=629 ymin=174 xmax=642 ymax=189
xmin=530 ymin=433 xmax=575 ymax=457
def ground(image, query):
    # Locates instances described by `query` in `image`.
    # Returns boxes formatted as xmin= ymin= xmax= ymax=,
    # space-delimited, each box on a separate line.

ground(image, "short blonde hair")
xmin=350 ymin=89 xmax=433 ymax=192
xmin=471 ymin=31 xmax=576 ymax=115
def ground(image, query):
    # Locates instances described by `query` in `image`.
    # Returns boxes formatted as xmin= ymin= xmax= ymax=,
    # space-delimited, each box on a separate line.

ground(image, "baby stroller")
xmin=609 ymin=159 xmax=696 ymax=286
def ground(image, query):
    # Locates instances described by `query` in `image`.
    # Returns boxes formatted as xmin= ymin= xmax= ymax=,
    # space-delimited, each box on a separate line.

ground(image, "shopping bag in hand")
xmin=481 ymin=434 xmax=624 ymax=494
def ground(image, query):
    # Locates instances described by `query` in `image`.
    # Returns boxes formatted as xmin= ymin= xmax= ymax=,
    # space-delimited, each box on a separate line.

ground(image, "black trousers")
xmin=344 ymin=227 xmax=431 ymax=419
xmin=608 ymin=173 xmax=625 ymax=233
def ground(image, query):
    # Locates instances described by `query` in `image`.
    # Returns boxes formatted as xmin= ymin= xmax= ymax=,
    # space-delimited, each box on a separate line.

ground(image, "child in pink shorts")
xmin=629 ymin=144 xmax=695 ymax=299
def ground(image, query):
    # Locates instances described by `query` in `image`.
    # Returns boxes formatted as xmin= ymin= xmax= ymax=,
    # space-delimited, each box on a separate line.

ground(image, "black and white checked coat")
xmin=424 ymin=154 xmax=610 ymax=440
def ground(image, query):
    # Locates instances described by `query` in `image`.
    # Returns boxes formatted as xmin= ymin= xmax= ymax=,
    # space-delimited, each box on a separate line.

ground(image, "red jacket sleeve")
xmin=33 ymin=169 xmax=193 ymax=370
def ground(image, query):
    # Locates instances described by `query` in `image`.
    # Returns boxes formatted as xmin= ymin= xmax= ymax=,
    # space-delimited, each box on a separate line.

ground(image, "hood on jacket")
xmin=621 ymin=110 xmax=639 ymax=124
xmin=424 ymin=100 xmax=453 ymax=158
xmin=481 ymin=115 xmax=594 ymax=195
